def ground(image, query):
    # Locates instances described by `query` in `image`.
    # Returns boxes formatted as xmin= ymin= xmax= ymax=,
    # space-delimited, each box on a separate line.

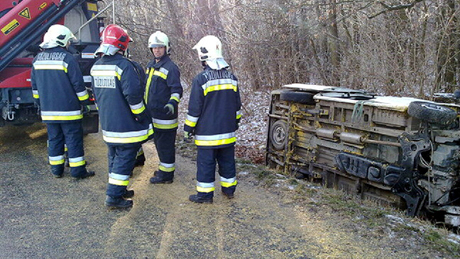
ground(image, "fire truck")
xmin=0 ymin=0 xmax=106 ymax=133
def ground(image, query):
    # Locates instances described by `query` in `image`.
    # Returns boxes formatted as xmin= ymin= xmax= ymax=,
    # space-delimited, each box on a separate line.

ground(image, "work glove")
xmin=134 ymin=111 xmax=150 ymax=124
xmin=184 ymin=131 xmax=194 ymax=143
xmin=81 ymin=105 xmax=91 ymax=115
xmin=163 ymin=101 xmax=176 ymax=116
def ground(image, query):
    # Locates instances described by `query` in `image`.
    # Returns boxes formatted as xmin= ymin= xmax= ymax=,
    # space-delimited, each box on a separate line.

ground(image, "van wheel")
xmin=408 ymin=101 xmax=457 ymax=125
xmin=280 ymin=91 xmax=315 ymax=105
xmin=270 ymin=120 xmax=288 ymax=150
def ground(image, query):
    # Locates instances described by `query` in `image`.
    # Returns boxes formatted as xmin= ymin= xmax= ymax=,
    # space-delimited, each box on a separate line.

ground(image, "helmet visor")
xmin=149 ymin=43 xmax=166 ymax=48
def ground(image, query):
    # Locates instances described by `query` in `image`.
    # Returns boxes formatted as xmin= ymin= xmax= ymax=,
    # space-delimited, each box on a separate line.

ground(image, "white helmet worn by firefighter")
xmin=95 ymin=24 xmax=131 ymax=56
xmin=40 ymin=24 xmax=76 ymax=49
xmin=148 ymin=31 xmax=170 ymax=57
xmin=192 ymin=35 xmax=229 ymax=70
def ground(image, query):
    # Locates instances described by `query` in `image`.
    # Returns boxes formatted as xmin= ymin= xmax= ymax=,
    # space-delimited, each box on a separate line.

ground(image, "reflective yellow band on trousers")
xmin=159 ymin=162 xmax=175 ymax=172
xmin=109 ymin=172 xmax=130 ymax=186
xmin=197 ymin=182 xmax=215 ymax=193
xmin=108 ymin=178 xmax=129 ymax=186
xmin=220 ymin=176 xmax=237 ymax=187
xmin=49 ymin=155 xmax=65 ymax=165
xmin=69 ymin=156 xmax=86 ymax=167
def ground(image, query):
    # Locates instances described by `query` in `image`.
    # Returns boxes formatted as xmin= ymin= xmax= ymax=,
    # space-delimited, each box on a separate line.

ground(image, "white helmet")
xmin=40 ymin=24 xmax=76 ymax=49
xmin=192 ymin=35 xmax=228 ymax=70
xmin=148 ymin=31 xmax=170 ymax=54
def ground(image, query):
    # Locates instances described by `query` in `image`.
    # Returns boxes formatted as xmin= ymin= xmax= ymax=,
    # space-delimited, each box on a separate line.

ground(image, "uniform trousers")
xmin=196 ymin=145 xmax=236 ymax=198
xmin=46 ymin=122 xmax=86 ymax=177
xmin=106 ymin=143 xmax=140 ymax=197
xmin=153 ymin=129 xmax=176 ymax=178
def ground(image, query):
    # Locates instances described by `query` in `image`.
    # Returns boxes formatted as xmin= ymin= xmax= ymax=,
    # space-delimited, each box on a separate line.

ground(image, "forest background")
xmin=113 ymin=0 xmax=460 ymax=96
xmin=108 ymin=0 xmax=460 ymax=161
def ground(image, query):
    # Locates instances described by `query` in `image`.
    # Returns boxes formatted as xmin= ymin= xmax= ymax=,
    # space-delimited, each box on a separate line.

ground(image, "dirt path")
xmin=1 ymin=124 xmax=458 ymax=258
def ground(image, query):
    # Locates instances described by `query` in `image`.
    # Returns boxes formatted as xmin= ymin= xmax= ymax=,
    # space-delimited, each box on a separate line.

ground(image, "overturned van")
xmin=266 ymin=84 xmax=460 ymax=227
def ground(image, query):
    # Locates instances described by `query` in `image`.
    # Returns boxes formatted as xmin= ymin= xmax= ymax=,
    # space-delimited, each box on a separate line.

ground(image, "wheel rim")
xmin=273 ymin=124 xmax=286 ymax=146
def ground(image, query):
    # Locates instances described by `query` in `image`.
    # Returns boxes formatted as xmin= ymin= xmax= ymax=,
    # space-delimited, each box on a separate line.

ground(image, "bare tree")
xmin=110 ymin=0 xmax=460 ymax=98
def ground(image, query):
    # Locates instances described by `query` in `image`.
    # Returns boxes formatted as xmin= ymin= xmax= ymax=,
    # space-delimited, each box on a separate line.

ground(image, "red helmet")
xmin=100 ymin=24 xmax=130 ymax=51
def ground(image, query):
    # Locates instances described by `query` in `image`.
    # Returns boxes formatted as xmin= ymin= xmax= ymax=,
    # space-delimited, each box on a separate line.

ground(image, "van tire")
xmin=408 ymin=101 xmax=457 ymax=125
xmin=280 ymin=91 xmax=315 ymax=105
xmin=269 ymin=120 xmax=288 ymax=150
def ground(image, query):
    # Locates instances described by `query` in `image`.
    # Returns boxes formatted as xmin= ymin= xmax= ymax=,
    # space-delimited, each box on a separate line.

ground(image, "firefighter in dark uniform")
xmin=184 ymin=35 xmax=242 ymax=203
xmin=31 ymin=24 xmax=95 ymax=179
xmin=144 ymin=31 xmax=183 ymax=184
xmin=91 ymin=24 xmax=153 ymax=208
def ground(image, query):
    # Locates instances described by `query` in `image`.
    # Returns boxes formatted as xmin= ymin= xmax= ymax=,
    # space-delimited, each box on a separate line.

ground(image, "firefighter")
xmin=184 ymin=35 xmax=242 ymax=203
xmin=144 ymin=31 xmax=183 ymax=184
xmin=31 ymin=24 xmax=95 ymax=179
xmin=90 ymin=24 xmax=153 ymax=208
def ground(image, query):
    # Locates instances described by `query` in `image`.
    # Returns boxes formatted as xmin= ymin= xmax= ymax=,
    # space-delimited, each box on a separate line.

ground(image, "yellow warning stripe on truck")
xmin=87 ymin=3 xmax=97 ymax=11
xmin=1 ymin=19 xmax=20 ymax=35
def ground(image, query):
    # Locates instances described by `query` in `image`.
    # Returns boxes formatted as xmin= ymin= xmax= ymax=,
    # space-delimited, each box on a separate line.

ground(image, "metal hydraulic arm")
xmin=0 ymin=0 xmax=86 ymax=72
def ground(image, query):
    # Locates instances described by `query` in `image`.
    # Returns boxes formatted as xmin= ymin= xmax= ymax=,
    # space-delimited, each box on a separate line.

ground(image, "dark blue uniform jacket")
xmin=184 ymin=66 xmax=242 ymax=148
xmin=91 ymin=54 xmax=153 ymax=144
xmin=145 ymin=55 xmax=182 ymax=130
xmin=31 ymin=47 xmax=89 ymax=123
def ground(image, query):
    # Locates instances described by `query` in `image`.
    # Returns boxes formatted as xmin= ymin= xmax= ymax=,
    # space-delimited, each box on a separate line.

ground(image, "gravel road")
xmin=1 ymin=124 xmax=458 ymax=258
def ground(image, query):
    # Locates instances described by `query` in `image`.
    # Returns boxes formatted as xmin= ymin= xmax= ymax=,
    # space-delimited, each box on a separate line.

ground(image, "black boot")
xmin=123 ymin=189 xmax=135 ymax=198
xmin=222 ymin=186 xmax=236 ymax=199
xmin=134 ymin=154 xmax=145 ymax=167
xmin=51 ymin=165 xmax=64 ymax=178
xmin=150 ymin=170 xmax=173 ymax=184
xmin=222 ymin=192 xmax=234 ymax=199
xmin=74 ymin=170 xmax=95 ymax=179
xmin=189 ymin=194 xmax=213 ymax=204
xmin=105 ymin=196 xmax=133 ymax=209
